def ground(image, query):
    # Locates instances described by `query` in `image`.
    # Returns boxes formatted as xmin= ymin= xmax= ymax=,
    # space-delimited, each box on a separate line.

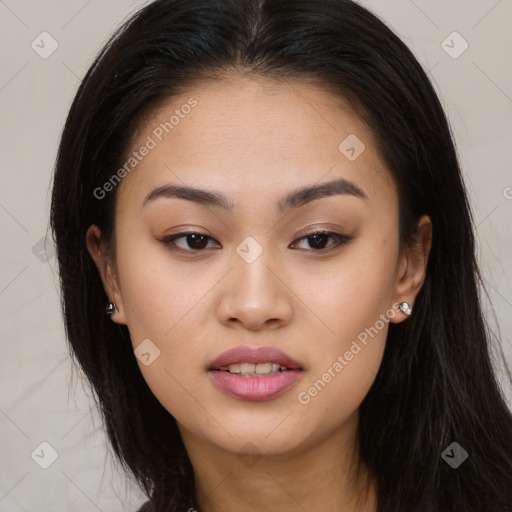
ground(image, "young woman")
xmin=50 ymin=0 xmax=512 ymax=510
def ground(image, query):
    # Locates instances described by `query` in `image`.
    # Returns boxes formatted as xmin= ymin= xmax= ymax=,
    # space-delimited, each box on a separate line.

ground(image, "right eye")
xmin=160 ymin=231 xmax=221 ymax=252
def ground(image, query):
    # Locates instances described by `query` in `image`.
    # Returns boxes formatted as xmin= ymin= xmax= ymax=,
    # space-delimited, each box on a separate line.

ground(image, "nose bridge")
xmin=233 ymin=234 xmax=280 ymax=302
xmin=217 ymin=235 xmax=293 ymax=329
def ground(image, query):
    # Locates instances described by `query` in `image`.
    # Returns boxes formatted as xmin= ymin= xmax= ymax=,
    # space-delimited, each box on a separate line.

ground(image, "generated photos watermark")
xmin=297 ymin=303 xmax=400 ymax=405
xmin=93 ymin=97 xmax=198 ymax=200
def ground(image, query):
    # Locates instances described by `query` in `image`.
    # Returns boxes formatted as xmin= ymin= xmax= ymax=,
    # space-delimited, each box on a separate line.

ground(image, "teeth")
xmin=240 ymin=363 xmax=255 ymax=373
xmin=228 ymin=363 xmax=241 ymax=373
xmin=256 ymin=363 xmax=272 ymax=374
xmin=220 ymin=362 xmax=289 ymax=375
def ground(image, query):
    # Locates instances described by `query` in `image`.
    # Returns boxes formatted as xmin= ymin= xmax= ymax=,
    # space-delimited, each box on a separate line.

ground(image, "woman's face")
xmin=88 ymin=76 xmax=429 ymax=458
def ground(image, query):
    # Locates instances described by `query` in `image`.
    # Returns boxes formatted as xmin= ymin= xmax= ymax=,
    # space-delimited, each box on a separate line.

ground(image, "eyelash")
xmin=160 ymin=229 xmax=353 ymax=254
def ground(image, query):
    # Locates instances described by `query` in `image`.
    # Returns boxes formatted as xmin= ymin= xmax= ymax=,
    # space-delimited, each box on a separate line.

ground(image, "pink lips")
xmin=208 ymin=345 xmax=304 ymax=401
xmin=209 ymin=345 xmax=303 ymax=370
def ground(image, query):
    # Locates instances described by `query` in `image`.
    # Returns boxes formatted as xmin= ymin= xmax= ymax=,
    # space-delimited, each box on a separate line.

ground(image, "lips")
xmin=207 ymin=345 xmax=304 ymax=401
xmin=208 ymin=345 xmax=303 ymax=371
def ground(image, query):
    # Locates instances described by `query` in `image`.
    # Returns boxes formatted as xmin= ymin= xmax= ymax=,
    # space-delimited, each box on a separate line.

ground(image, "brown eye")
xmin=292 ymin=230 xmax=354 ymax=251
xmin=160 ymin=230 xmax=353 ymax=254
xmin=161 ymin=232 xmax=220 ymax=251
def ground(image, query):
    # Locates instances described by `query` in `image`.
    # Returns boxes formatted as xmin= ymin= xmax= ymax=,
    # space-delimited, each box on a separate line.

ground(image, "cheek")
xmin=295 ymin=337 xmax=385 ymax=443
xmin=295 ymin=295 xmax=391 ymax=436
xmin=114 ymin=238 xmax=213 ymax=425
xmin=293 ymin=229 xmax=397 ymax=414
xmin=299 ymin=228 xmax=399 ymax=348
xmin=114 ymin=228 xmax=205 ymax=341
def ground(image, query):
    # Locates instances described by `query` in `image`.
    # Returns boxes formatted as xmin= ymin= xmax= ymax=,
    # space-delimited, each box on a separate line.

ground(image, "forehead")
xmin=116 ymin=75 xmax=395 ymax=210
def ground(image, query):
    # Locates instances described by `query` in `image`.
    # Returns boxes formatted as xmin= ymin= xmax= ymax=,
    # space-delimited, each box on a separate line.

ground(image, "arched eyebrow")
xmin=142 ymin=177 xmax=367 ymax=213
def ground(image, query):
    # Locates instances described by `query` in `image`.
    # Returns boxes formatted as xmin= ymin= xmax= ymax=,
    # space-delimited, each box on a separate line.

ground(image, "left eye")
xmin=292 ymin=230 xmax=352 ymax=251
xmin=161 ymin=230 xmax=352 ymax=252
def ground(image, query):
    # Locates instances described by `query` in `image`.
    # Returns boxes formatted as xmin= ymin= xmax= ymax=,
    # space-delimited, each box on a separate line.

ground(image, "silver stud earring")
xmin=106 ymin=302 xmax=118 ymax=316
xmin=398 ymin=301 xmax=412 ymax=316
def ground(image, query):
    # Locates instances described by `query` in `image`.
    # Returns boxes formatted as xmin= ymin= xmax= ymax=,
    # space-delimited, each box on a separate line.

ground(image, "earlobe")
xmin=389 ymin=215 xmax=432 ymax=323
xmin=85 ymin=225 xmax=127 ymax=324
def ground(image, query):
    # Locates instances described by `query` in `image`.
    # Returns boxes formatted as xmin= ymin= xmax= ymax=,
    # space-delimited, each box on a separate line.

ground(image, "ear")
xmin=85 ymin=225 xmax=127 ymax=325
xmin=389 ymin=215 xmax=432 ymax=323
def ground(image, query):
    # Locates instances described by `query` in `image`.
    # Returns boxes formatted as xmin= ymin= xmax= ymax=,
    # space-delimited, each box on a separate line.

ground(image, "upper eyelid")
xmin=162 ymin=229 xmax=350 ymax=251
xmin=164 ymin=228 xmax=343 ymax=241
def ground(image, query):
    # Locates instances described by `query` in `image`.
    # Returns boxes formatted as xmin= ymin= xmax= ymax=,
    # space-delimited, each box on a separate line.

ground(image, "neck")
xmin=180 ymin=412 xmax=378 ymax=512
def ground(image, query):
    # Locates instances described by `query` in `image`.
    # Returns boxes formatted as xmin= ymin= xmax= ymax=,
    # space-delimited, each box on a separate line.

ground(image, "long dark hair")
xmin=50 ymin=0 xmax=512 ymax=510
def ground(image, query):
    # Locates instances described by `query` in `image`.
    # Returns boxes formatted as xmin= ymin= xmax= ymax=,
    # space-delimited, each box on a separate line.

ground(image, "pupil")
xmin=309 ymin=234 xmax=327 ymax=249
xmin=188 ymin=234 xmax=208 ymax=249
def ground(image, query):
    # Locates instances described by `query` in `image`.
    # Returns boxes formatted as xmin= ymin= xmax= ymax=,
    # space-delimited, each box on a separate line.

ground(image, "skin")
xmin=86 ymin=75 xmax=432 ymax=512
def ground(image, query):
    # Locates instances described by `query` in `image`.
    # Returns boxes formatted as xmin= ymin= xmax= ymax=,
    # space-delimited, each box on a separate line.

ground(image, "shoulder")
xmin=135 ymin=501 xmax=151 ymax=512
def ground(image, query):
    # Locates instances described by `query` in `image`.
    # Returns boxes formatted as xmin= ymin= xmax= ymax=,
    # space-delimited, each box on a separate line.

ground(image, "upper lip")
xmin=208 ymin=345 xmax=303 ymax=370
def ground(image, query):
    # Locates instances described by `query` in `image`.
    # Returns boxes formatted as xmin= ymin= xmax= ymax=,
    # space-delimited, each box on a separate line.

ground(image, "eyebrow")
xmin=142 ymin=177 xmax=367 ymax=213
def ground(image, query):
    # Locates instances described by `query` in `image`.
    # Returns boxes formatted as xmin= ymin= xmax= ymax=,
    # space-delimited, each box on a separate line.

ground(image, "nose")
xmin=216 ymin=246 xmax=294 ymax=331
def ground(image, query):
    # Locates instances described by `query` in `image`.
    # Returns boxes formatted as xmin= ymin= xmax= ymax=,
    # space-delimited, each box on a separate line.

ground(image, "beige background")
xmin=0 ymin=1 xmax=511 ymax=510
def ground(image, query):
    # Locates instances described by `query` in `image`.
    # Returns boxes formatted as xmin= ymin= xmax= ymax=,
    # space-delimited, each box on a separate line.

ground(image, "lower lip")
xmin=208 ymin=369 xmax=303 ymax=401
